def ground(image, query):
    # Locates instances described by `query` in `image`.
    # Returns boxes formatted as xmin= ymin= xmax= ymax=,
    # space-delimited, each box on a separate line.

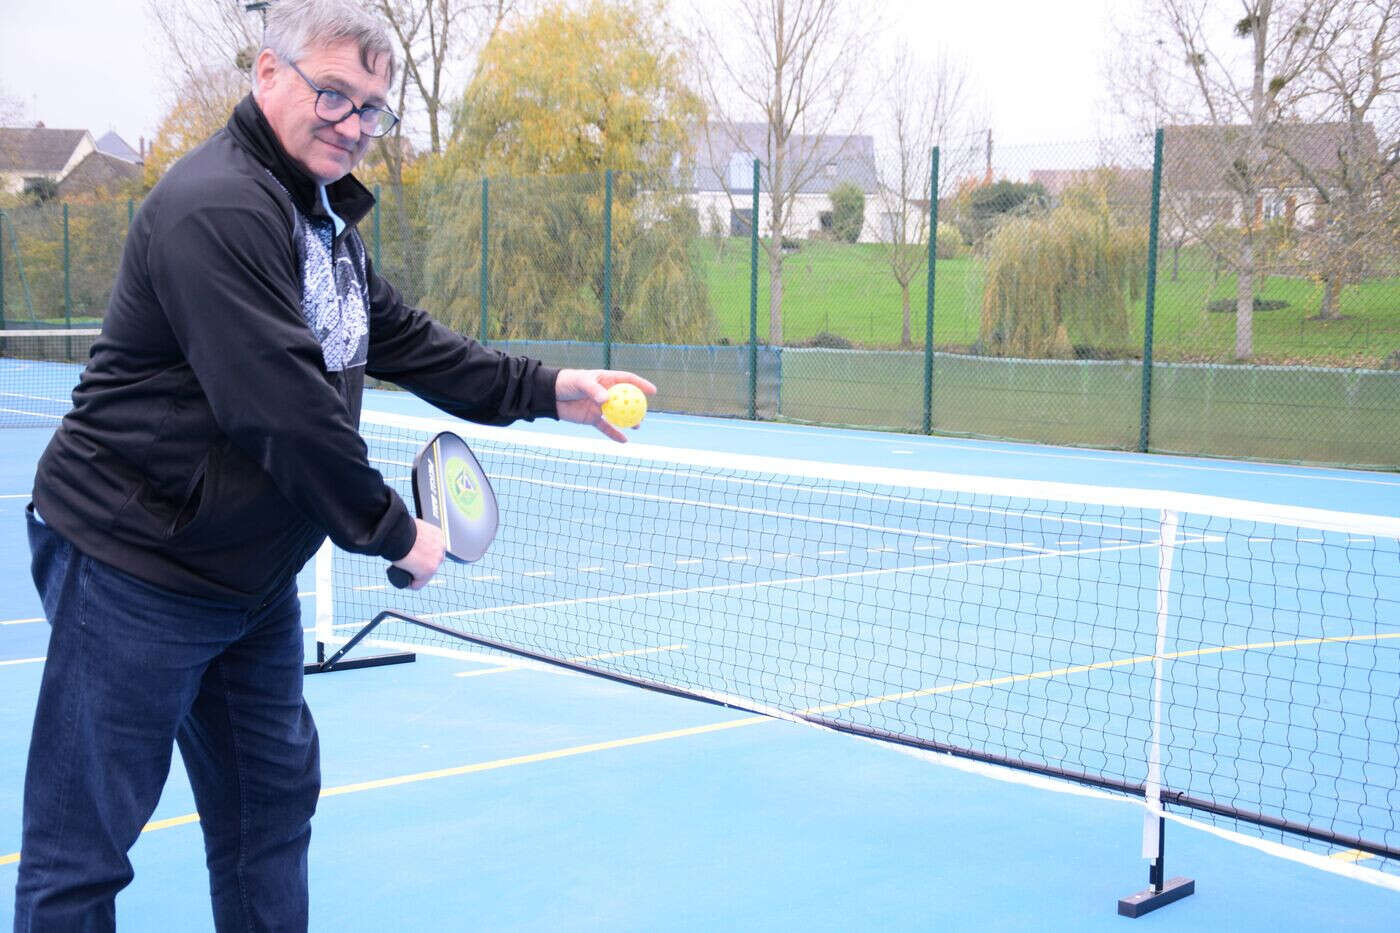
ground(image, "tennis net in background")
xmin=0 ymin=328 xmax=98 ymax=429
xmin=322 ymin=411 xmax=1400 ymax=876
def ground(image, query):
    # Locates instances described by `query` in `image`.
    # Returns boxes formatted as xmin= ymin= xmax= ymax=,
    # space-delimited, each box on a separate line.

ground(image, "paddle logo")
xmin=445 ymin=456 xmax=485 ymax=521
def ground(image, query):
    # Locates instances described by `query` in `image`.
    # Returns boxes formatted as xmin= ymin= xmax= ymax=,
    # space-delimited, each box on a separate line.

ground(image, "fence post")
xmin=923 ymin=147 xmax=940 ymax=435
xmin=603 ymin=169 xmax=613 ymax=368
xmin=372 ymin=184 xmax=382 ymax=271
xmin=63 ymin=202 xmax=72 ymax=328
xmin=748 ymin=158 xmax=760 ymax=420
xmin=0 ymin=210 xmax=6 ymax=331
xmin=1139 ymin=128 xmax=1165 ymax=453
xmin=479 ymin=177 xmax=489 ymax=343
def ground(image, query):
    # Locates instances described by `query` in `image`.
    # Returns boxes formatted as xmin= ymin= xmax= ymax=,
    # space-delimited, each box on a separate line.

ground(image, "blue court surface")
xmin=2 ymin=385 xmax=1398 ymax=931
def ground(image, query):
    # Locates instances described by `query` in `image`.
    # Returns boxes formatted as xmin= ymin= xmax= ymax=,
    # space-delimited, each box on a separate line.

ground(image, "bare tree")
xmin=374 ymin=0 xmax=520 ymax=156
xmin=1122 ymin=0 xmax=1322 ymax=359
xmin=694 ymin=0 xmax=878 ymax=345
xmin=1283 ymin=0 xmax=1400 ymax=319
xmin=874 ymin=45 xmax=979 ymax=348
xmin=143 ymin=0 xmax=261 ymax=108
xmin=0 ymin=84 xmax=25 ymax=125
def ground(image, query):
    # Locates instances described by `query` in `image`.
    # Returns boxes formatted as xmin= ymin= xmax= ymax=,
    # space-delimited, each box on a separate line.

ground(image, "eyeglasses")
xmin=285 ymin=58 xmax=399 ymax=138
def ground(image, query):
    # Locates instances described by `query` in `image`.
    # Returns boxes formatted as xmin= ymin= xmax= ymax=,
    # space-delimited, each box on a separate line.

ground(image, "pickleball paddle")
xmin=386 ymin=431 xmax=499 ymax=589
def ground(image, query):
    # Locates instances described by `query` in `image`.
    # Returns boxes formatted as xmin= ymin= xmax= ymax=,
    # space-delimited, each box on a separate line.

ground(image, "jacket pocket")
xmin=168 ymin=450 xmax=214 ymax=539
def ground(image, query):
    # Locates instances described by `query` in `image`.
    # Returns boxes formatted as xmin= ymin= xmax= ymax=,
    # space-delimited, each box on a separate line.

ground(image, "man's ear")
xmin=253 ymin=48 xmax=280 ymax=99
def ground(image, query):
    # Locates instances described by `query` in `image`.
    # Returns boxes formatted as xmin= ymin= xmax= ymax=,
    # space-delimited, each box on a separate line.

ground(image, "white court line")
xmin=452 ymin=643 xmax=687 ymax=678
xmin=0 ymin=408 xmax=62 ymax=420
xmin=647 ymin=416 xmax=1400 ymax=488
xmin=0 ymin=657 xmax=44 ymax=667
xmin=416 ymin=539 xmax=1165 ymax=625
xmin=471 ymin=454 xmax=1161 ymax=539
xmin=489 ymin=470 xmax=1069 ymax=556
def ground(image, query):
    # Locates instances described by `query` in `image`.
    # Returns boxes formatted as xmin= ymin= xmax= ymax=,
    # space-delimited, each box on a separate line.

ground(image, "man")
xmin=14 ymin=0 xmax=654 ymax=928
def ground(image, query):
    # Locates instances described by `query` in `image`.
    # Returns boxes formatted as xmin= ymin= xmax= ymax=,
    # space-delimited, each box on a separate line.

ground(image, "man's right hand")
xmin=390 ymin=518 xmax=446 ymax=590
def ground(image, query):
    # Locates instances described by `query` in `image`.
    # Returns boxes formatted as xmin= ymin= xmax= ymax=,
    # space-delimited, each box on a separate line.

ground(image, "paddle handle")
xmin=386 ymin=566 xmax=413 ymax=589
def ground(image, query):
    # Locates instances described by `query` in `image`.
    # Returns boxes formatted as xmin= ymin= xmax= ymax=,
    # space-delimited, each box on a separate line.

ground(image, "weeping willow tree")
xmin=979 ymin=182 xmax=1145 ymax=358
xmin=421 ymin=0 xmax=714 ymax=344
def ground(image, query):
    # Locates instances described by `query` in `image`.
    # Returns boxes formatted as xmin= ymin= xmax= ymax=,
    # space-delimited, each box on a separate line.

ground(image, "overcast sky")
xmin=1 ymin=0 xmax=1123 ymax=161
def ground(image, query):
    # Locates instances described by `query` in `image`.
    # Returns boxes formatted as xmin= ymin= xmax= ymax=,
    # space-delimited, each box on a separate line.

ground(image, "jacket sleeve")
xmin=147 ymin=196 xmax=417 ymax=561
xmin=364 ymin=258 xmax=559 ymax=425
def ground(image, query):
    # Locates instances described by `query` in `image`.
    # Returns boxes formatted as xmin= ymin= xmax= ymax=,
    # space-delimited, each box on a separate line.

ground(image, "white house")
xmin=688 ymin=122 xmax=884 ymax=242
xmin=1162 ymin=122 xmax=1381 ymax=232
xmin=0 ymin=125 xmax=142 ymax=196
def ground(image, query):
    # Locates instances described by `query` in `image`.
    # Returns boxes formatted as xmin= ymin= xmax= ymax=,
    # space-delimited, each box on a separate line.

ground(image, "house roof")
xmin=56 ymin=150 xmax=142 ymax=197
xmin=94 ymin=131 xmax=141 ymax=164
xmin=692 ymin=122 xmax=877 ymax=194
xmin=1029 ymin=167 xmax=1153 ymax=202
xmin=1162 ymin=122 xmax=1381 ymax=193
xmin=0 ymin=126 xmax=90 ymax=172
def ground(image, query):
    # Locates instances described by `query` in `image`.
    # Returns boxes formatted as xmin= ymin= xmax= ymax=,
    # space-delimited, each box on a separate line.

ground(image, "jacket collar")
xmin=226 ymin=94 xmax=376 ymax=230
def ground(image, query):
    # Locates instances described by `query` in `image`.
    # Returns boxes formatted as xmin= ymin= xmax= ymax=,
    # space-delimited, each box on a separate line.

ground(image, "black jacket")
xmin=32 ymin=96 xmax=558 ymax=606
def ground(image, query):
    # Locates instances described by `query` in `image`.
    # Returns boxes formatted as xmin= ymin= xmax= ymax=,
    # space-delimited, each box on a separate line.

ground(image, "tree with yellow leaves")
xmin=143 ymin=67 xmax=248 ymax=188
xmin=425 ymin=0 xmax=714 ymax=344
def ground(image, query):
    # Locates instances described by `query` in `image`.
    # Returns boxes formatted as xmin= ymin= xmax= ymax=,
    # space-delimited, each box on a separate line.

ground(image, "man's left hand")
xmin=555 ymin=369 xmax=657 ymax=442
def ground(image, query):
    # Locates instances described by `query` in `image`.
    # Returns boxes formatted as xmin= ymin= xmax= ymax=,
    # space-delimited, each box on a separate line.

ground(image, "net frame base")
xmin=1118 ymin=876 xmax=1196 ymax=918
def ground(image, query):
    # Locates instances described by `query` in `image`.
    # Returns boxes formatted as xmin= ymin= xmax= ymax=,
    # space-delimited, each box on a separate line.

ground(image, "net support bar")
xmin=323 ymin=603 xmax=1400 ymax=865
xmin=1119 ymin=817 xmax=1196 ymax=918
xmin=305 ymin=542 xmax=416 ymax=674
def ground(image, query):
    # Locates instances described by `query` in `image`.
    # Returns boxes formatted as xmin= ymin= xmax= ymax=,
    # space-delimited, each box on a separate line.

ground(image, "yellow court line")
xmin=320 ymin=716 xmax=767 ymax=797
xmin=0 ymin=716 xmax=769 ymax=868
xmin=1332 ymin=849 xmax=1376 ymax=863
xmin=805 ymin=630 xmax=1400 ymax=717
xmin=3 ymin=628 xmax=1398 ymax=869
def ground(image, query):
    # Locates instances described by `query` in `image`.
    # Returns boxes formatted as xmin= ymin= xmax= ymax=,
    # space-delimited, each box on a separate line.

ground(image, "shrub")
xmin=804 ymin=331 xmax=854 ymax=349
xmin=1206 ymin=298 xmax=1289 ymax=313
xmin=935 ymin=222 xmax=966 ymax=260
xmin=829 ymin=182 xmax=865 ymax=244
xmin=979 ymin=205 xmax=1145 ymax=358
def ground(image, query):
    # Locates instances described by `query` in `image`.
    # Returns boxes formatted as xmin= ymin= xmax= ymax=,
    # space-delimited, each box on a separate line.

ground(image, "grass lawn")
xmin=698 ymin=238 xmax=1400 ymax=367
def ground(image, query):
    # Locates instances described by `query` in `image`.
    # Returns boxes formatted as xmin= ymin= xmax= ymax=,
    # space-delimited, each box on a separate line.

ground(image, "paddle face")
xmin=386 ymin=431 xmax=499 ymax=589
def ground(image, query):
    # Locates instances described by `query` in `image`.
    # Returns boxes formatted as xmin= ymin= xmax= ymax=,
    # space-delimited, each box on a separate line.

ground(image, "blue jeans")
xmin=14 ymin=506 xmax=320 ymax=932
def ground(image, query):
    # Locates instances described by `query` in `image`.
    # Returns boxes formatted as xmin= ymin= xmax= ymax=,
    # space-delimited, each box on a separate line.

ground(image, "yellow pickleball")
xmin=601 ymin=383 xmax=647 ymax=428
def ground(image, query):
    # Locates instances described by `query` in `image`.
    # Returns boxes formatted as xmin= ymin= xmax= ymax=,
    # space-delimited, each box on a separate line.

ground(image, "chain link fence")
xmin=2 ymin=127 xmax=1397 ymax=468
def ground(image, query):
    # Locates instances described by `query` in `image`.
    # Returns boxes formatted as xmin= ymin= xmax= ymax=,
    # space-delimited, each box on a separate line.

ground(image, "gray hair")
xmin=260 ymin=0 xmax=397 ymax=86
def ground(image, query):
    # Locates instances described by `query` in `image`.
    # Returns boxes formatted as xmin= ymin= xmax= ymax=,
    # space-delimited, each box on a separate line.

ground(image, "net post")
xmin=602 ymin=168 xmax=613 ymax=368
xmin=923 ymin=146 xmax=939 ymax=435
xmin=304 ymin=539 xmax=415 ymax=674
xmin=748 ymin=158 xmax=760 ymax=420
xmin=312 ymin=538 xmax=335 ymax=657
xmin=1139 ymin=127 xmax=1164 ymax=453
xmin=1119 ymin=508 xmax=1193 ymax=917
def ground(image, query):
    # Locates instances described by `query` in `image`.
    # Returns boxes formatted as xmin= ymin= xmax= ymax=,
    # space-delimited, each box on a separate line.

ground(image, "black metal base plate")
xmin=304 ymin=651 xmax=416 ymax=675
xmin=1118 ymin=876 xmax=1195 ymax=917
